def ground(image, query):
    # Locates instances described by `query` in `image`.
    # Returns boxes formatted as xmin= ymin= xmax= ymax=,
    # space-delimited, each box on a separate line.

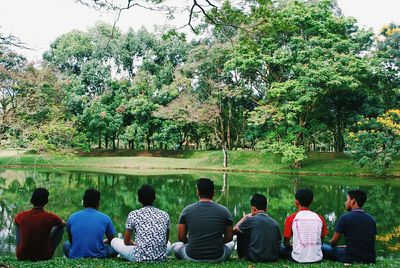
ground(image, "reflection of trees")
xmin=1 ymin=171 xmax=399 ymax=256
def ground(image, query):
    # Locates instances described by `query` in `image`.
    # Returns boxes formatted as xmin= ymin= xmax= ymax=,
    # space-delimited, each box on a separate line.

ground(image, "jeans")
xmin=321 ymin=243 xmax=345 ymax=262
xmin=278 ymin=243 xmax=292 ymax=260
xmin=63 ymin=241 xmax=117 ymax=258
xmin=172 ymin=241 xmax=234 ymax=263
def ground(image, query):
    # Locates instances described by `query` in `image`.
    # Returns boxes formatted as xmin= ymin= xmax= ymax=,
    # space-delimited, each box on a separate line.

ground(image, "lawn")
xmin=0 ymin=150 xmax=399 ymax=177
xmin=0 ymin=256 xmax=399 ymax=268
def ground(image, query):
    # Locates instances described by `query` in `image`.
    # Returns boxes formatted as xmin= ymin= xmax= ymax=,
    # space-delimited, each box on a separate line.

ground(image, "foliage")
xmin=262 ymin=142 xmax=307 ymax=168
xmin=346 ymin=110 xmax=400 ymax=176
xmin=1 ymin=2 xmax=399 ymax=170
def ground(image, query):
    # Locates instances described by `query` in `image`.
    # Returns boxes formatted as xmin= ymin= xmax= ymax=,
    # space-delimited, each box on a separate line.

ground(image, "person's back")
xmin=67 ymin=208 xmax=114 ymax=258
xmin=181 ymin=201 xmax=232 ymax=260
xmin=337 ymin=209 xmax=376 ymax=263
xmin=111 ymin=185 xmax=171 ymax=262
xmin=64 ymin=188 xmax=116 ymax=259
xmin=285 ymin=209 xmax=326 ymax=262
xmin=234 ymin=193 xmax=281 ymax=262
xmin=172 ymin=178 xmax=233 ymax=262
xmin=14 ymin=188 xmax=65 ymax=261
xmin=282 ymin=189 xmax=328 ymax=263
xmin=125 ymin=206 xmax=169 ymax=260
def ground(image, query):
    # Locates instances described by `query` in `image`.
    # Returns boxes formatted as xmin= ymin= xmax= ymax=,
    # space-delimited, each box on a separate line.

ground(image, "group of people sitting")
xmin=14 ymin=178 xmax=376 ymax=264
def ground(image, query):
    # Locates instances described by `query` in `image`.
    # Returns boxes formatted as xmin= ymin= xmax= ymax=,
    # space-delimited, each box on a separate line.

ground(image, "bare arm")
xmin=233 ymin=213 xmax=252 ymax=234
xmin=284 ymin=237 xmax=291 ymax=248
xmin=330 ymin=232 xmax=342 ymax=248
xmin=224 ymin=225 xmax=233 ymax=243
xmin=166 ymin=228 xmax=170 ymax=244
xmin=123 ymin=229 xmax=135 ymax=245
xmin=178 ymin=224 xmax=188 ymax=243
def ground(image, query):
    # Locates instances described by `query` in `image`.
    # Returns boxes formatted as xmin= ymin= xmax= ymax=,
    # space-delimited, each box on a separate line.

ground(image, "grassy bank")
xmin=0 ymin=150 xmax=399 ymax=177
xmin=0 ymin=256 xmax=399 ymax=268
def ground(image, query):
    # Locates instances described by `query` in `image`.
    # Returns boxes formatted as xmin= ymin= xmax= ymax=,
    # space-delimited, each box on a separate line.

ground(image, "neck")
xmin=199 ymin=198 xmax=213 ymax=202
xmin=352 ymin=206 xmax=362 ymax=210
xmin=33 ymin=206 xmax=44 ymax=209
xmin=297 ymin=205 xmax=309 ymax=211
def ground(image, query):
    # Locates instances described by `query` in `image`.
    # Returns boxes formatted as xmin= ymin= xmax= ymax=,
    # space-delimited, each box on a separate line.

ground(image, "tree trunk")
xmin=146 ymin=135 xmax=151 ymax=150
xmin=222 ymin=142 xmax=228 ymax=168
xmin=227 ymin=99 xmax=232 ymax=150
xmin=98 ymin=131 xmax=102 ymax=149
xmin=105 ymin=135 xmax=109 ymax=149
xmin=334 ymin=124 xmax=345 ymax=152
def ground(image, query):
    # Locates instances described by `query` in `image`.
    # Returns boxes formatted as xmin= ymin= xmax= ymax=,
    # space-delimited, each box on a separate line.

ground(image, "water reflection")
xmin=0 ymin=170 xmax=399 ymax=257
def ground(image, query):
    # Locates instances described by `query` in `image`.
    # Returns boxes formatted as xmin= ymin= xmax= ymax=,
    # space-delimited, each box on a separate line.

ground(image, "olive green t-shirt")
xmin=178 ymin=201 xmax=233 ymax=260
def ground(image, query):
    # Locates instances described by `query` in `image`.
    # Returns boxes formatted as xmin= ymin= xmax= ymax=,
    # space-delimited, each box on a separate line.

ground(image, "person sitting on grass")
xmin=172 ymin=178 xmax=234 ymax=262
xmin=63 ymin=188 xmax=117 ymax=259
xmin=14 ymin=188 xmax=66 ymax=261
xmin=322 ymin=189 xmax=376 ymax=264
xmin=280 ymin=188 xmax=328 ymax=263
xmin=111 ymin=184 xmax=171 ymax=262
xmin=233 ymin=193 xmax=282 ymax=262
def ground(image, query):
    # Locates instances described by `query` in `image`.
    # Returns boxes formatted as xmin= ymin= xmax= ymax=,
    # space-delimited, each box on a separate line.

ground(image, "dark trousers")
xmin=321 ymin=243 xmax=345 ymax=262
xmin=236 ymin=232 xmax=248 ymax=259
xmin=16 ymin=225 xmax=64 ymax=253
xmin=278 ymin=243 xmax=292 ymax=260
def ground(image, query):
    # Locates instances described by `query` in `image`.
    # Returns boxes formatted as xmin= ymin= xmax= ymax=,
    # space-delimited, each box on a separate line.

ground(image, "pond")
xmin=0 ymin=169 xmax=399 ymax=257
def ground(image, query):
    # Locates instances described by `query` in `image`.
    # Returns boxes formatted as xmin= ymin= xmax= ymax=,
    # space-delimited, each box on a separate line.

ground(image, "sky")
xmin=0 ymin=0 xmax=399 ymax=62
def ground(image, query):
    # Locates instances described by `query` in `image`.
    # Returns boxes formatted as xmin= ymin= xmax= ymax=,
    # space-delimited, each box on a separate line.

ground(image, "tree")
xmin=230 ymin=0 xmax=375 ymax=166
xmin=346 ymin=110 xmax=400 ymax=176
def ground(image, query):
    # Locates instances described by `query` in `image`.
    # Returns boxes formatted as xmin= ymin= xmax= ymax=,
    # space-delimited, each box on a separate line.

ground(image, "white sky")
xmin=0 ymin=0 xmax=399 ymax=62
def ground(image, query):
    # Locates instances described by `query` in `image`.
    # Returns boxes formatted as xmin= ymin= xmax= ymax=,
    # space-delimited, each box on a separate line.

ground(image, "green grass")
xmin=0 ymin=256 xmax=399 ymax=268
xmin=0 ymin=150 xmax=399 ymax=178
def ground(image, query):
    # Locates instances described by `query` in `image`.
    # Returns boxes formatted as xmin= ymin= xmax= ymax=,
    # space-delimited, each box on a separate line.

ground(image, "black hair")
xmin=250 ymin=193 xmax=267 ymax=210
xmin=295 ymin=188 xmax=313 ymax=207
xmin=348 ymin=189 xmax=367 ymax=207
xmin=196 ymin=178 xmax=214 ymax=199
xmin=138 ymin=184 xmax=156 ymax=206
xmin=30 ymin=188 xmax=49 ymax=207
xmin=83 ymin=188 xmax=100 ymax=208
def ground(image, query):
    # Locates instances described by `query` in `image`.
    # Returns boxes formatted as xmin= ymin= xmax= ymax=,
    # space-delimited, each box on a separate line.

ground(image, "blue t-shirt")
xmin=66 ymin=208 xmax=116 ymax=259
xmin=335 ymin=208 xmax=376 ymax=263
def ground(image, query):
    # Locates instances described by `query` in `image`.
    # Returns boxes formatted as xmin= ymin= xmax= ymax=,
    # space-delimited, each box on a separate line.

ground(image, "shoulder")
xmin=127 ymin=209 xmax=140 ymax=218
xmin=285 ymin=211 xmax=298 ymax=222
xmin=96 ymin=210 xmax=113 ymax=221
xmin=14 ymin=210 xmax=29 ymax=222
xmin=157 ymin=208 xmax=170 ymax=219
xmin=266 ymin=215 xmax=280 ymax=226
xmin=214 ymin=203 xmax=231 ymax=213
xmin=181 ymin=203 xmax=197 ymax=213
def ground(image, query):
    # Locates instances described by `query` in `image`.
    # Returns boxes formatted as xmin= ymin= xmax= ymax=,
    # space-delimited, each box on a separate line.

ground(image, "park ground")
xmin=0 ymin=150 xmax=399 ymax=178
xmin=0 ymin=256 xmax=400 ymax=268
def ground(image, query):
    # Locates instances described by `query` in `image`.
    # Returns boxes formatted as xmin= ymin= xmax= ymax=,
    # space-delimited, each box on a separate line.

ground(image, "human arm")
xmin=330 ymin=232 xmax=342 ymax=248
xmin=177 ymin=224 xmax=188 ymax=243
xmin=166 ymin=228 xmax=170 ymax=245
xmin=284 ymin=237 xmax=291 ymax=247
xmin=104 ymin=218 xmax=116 ymax=244
xmin=233 ymin=213 xmax=252 ymax=234
xmin=224 ymin=225 xmax=233 ymax=243
xmin=123 ymin=229 xmax=136 ymax=245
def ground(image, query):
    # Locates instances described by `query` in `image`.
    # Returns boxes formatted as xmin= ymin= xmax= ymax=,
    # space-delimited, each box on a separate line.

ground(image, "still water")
xmin=0 ymin=169 xmax=399 ymax=257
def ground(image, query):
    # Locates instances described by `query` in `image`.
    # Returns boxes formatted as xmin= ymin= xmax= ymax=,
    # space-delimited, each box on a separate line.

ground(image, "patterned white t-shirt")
xmin=126 ymin=206 xmax=170 ymax=261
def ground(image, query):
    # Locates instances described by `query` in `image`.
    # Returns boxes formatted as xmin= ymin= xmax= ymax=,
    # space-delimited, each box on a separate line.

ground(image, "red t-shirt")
xmin=14 ymin=208 xmax=62 ymax=261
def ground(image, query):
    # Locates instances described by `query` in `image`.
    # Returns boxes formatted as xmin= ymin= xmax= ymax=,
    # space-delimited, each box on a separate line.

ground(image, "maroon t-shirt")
xmin=14 ymin=207 xmax=62 ymax=261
